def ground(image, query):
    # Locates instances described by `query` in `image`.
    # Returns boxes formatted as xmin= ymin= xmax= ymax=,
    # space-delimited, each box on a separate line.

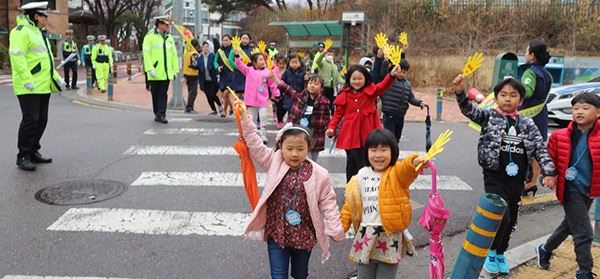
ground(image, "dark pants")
xmin=544 ymin=191 xmax=594 ymax=271
xmin=63 ymin=61 xmax=78 ymax=88
xmin=17 ymin=94 xmax=50 ymax=158
xmin=345 ymin=148 xmax=365 ymax=182
xmin=150 ymin=80 xmax=170 ymax=119
xmin=484 ymin=173 xmax=523 ymax=254
xmin=184 ymin=75 xmax=198 ymax=111
xmin=382 ymin=113 xmax=405 ymax=142
xmin=201 ymin=79 xmax=221 ymax=112
xmin=275 ymin=97 xmax=288 ymax=123
xmin=267 ymin=239 xmax=312 ymax=279
xmin=323 ymin=86 xmax=335 ymax=114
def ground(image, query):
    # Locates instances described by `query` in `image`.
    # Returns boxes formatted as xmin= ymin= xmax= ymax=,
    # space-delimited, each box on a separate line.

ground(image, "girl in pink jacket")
xmin=235 ymin=100 xmax=345 ymax=279
xmin=234 ymin=49 xmax=280 ymax=144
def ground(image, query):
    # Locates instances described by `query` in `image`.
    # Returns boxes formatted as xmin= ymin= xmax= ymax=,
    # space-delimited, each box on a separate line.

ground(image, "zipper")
xmin=40 ymin=29 xmax=61 ymax=91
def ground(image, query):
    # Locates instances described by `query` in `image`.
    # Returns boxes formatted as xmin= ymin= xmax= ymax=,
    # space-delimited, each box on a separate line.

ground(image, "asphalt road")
xmin=0 ymin=83 xmax=526 ymax=278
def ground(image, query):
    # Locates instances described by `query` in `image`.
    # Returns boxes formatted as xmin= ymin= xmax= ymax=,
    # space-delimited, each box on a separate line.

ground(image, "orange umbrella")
xmin=230 ymin=88 xmax=259 ymax=210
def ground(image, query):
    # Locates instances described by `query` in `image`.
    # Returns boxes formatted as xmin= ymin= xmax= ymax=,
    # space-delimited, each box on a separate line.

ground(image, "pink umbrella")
xmin=418 ymin=161 xmax=452 ymax=279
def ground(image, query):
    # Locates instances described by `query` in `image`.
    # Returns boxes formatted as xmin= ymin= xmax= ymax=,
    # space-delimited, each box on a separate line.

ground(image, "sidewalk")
xmin=74 ymin=73 xmax=469 ymax=122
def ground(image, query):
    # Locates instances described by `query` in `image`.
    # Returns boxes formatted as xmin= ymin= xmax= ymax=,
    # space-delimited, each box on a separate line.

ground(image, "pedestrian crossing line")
xmin=166 ymin=118 xmax=194 ymax=123
xmin=2 ymin=276 xmax=138 ymax=279
xmin=123 ymin=145 xmax=423 ymax=159
xmin=46 ymin=206 xmax=423 ymax=237
xmin=143 ymin=128 xmax=278 ymax=136
xmin=130 ymin=171 xmax=473 ymax=191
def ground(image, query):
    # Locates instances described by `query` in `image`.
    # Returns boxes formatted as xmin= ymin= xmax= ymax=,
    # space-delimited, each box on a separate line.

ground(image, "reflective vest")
xmin=91 ymin=44 xmax=113 ymax=66
xmin=142 ymin=28 xmax=179 ymax=81
xmin=8 ymin=15 xmax=62 ymax=95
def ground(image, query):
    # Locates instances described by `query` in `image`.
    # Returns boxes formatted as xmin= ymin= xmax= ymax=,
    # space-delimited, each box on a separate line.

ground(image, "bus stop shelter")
xmin=268 ymin=20 xmax=343 ymax=53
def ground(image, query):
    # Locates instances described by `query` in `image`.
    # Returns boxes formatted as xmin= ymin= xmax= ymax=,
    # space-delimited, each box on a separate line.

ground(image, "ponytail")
xmin=528 ymin=41 xmax=551 ymax=66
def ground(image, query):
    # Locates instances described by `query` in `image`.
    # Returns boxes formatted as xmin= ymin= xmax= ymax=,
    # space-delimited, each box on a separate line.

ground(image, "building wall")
xmin=6 ymin=0 xmax=68 ymax=40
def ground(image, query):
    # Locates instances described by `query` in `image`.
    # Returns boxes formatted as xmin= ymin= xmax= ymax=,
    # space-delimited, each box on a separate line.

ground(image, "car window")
xmin=589 ymin=76 xmax=600 ymax=82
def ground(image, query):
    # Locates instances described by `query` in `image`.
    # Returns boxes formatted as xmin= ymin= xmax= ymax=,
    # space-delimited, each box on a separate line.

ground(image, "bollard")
xmin=86 ymin=67 xmax=93 ymax=95
xmin=450 ymin=194 xmax=507 ymax=279
xmin=107 ymin=74 xmax=114 ymax=101
xmin=127 ymin=62 xmax=132 ymax=81
xmin=112 ymin=64 xmax=118 ymax=79
xmin=436 ymin=88 xmax=444 ymax=121
xmin=594 ymin=199 xmax=600 ymax=244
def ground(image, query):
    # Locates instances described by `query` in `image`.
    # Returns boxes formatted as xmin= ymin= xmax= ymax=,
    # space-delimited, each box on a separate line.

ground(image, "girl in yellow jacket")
xmin=340 ymin=128 xmax=426 ymax=278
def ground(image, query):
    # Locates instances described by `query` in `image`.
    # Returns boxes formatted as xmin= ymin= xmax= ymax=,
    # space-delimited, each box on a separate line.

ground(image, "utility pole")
xmin=168 ymin=0 xmax=185 ymax=109
xmin=195 ymin=0 xmax=203 ymax=39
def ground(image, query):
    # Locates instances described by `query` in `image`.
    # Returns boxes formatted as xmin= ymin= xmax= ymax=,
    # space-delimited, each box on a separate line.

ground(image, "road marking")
xmin=71 ymin=100 xmax=121 ymax=111
xmin=123 ymin=145 xmax=422 ymax=159
xmin=143 ymin=128 xmax=277 ymax=136
xmin=2 ymin=276 xmax=138 ymax=279
xmin=521 ymin=192 xmax=557 ymax=205
xmin=167 ymin=118 xmax=194 ymax=122
xmin=47 ymin=207 xmax=423 ymax=236
xmin=47 ymin=208 xmax=249 ymax=236
xmin=130 ymin=171 xmax=472 ymax=191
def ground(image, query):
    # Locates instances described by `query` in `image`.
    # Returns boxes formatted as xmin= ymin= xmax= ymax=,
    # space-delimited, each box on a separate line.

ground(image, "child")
xmin=340 ymin=128 xmax=426 ymax=278
xmin=536 ymin=92 xmax=600 ymax=279
xmin=213 ymin=34 xmax=235 ymax=118
xmin=373 ymin=58 xmax=428 ymax=142
xmin=272 ymin=73 xmax=330 ymax=162
xmin=234 ymin=48 xmax=280 ymax=144
xmin=183 ymin=39 xmax=200 ymax=114
xmin=312 ymin=45 xmax=343 ymax=113
xmin=278 ymin=53 xmax=307 ymax=128
xmin=271 ymin=54 xmax=288 ymax=127
xmin=238 ymin=100 xmax=345 ymax=279
xmin=326 ymin=64 xmax=401 ymax=182
xmin=452 ymin=74 xmax=556 ymax=276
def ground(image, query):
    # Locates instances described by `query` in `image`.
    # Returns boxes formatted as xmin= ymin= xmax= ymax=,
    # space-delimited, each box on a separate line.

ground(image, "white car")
xmin=547 ymin=83 xmax=600 ymax=127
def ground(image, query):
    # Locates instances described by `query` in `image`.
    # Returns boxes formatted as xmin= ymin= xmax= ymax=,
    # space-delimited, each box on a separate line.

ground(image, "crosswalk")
xmin=22 ymin=116 xmax=474 ymax=277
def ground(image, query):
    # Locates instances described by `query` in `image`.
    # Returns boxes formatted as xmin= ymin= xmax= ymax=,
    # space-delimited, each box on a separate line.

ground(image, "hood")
xmin=204 ymin=40 xmax=215 ymax=54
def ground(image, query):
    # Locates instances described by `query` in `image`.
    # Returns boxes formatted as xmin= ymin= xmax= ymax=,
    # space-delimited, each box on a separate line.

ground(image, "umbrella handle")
xmin=427 ymin=160 xmax=437 ymax=193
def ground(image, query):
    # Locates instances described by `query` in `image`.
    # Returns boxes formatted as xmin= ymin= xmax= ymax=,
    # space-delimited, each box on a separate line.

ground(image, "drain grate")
xmin=35 ymin=179 xmax=127 ymax=205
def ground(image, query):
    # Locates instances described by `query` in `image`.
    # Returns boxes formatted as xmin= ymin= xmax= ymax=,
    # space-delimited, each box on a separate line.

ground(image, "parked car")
xmin=547 ymin=77 xmax=600 ymax=127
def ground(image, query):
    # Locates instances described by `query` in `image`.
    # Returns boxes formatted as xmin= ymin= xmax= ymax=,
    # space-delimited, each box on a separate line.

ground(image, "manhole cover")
xmin=35 ymin=179 xmax=127 ymax=205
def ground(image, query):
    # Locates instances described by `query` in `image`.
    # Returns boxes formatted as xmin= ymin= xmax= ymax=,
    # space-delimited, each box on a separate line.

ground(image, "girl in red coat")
xmin=326 ymin=64 xmax=400 ymax=181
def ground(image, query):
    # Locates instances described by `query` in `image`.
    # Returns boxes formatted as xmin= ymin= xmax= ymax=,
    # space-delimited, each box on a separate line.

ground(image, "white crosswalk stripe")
xmin=130 ymin=171 xmax=472 ymax=191
xmin=143 ymin=128 xmax=277 ymax=136
xmin=2 ymin=276 xmax=137 ymax=279
xmin=123 ymin=145 xmax=423 ymax=158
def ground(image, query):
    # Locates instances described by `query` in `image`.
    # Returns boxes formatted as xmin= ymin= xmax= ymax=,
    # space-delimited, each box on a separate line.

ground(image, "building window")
xmin=21 ymin=0 xmax=56 ymax=10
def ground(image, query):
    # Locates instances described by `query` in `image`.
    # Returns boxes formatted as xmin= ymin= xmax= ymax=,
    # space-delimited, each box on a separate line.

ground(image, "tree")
xmin=205 ymin=0 xmax=282 ymax=22
xmin=83 ymin=0 xmax=137 ymax=42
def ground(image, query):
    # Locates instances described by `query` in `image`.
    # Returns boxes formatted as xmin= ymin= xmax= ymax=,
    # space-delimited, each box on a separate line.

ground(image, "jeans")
xmin=267 ymin=239 xmax=312 ymax=279
xmin=544 ymin=191 xmax=594 ymax=271
xmin=17 ymin=94 xmax=50 ymax=158
xmin=357 ymin=260 xmax=399 ymax=279
xmin=382 ymin=114 xmax=405 ymax=143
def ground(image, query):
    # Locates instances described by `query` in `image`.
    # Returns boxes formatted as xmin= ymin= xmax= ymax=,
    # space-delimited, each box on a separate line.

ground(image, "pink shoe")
xmin=277 ymin=122 xmax=284 ymax=129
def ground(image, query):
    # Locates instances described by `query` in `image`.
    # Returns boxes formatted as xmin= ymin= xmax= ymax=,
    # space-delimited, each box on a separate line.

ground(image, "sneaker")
xmin=277 ymin=122 xmax=284 ymax=129
xmin=484 ymin=250 xmax=499 ymax=274
xmin=575 ymin=270 xmax=597 ymax=279
xmin=208 ymin=111 xmax=218 ymax=116
xmin=536 ymin=244 xmax=552 ymax=270
xmin=218 ymin=106 xmax=224 ymax=113
xmin=496 ymin=254 xmax=510 ymax=274
xmin=184 ymin=110 xmax=198 ymax=114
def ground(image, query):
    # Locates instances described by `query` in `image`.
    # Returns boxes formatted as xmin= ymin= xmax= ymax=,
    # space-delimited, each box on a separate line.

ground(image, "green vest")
xmin=83 ymin=44 xmax=92 ymax=55
xmin=91 ymin=43 xmax=113 ymax=66
xmin=142 ymin=28 xmax=179 ymax=81
xmin=63 ymin=39 xmax=78 ymax=52
xmin=8 ymin=15 xmax=62 ymax=95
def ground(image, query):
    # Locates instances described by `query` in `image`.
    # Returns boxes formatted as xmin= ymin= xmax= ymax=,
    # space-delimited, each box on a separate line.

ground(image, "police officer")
xmin=81 ymin=35 xmax=96 ymax=87
xmin=57 ymin=29 xmax=81 ymax=90
xmin=142 ymin=15 xmax=178 ymax=124
xmin=91 ymin=35 xmax=113 ymax=93
xmin=8 ymin=1 xmax=64 ymax=171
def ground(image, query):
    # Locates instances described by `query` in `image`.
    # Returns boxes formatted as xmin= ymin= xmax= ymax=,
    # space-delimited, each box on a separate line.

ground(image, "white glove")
xmin=25 ymin=83 xmax=34 ymax=91
xmin=149 ymin=70 xmax=156 ymax=78
xmin=59 ymin=78 xmax=66 ymax=86
xmin=77 ymin=60 xmax=81 ymax=66
xmin=173 ymin=74 xmax=178 ymax=80
xmin=92 ymin=64 xmax=96 ymax=69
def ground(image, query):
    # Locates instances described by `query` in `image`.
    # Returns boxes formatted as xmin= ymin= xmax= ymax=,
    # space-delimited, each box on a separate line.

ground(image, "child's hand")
xmin=452 ymin=74 xmax=465 ymax=94
xmin=542 ymin=176 xmax=557 ymax=190
xmin=325 ymin=128 xmax=335 ymax=138
xmin=233 ymin=47 xmax=239 ymax=56
xmin=268 ymin=70 xmax=279 ymax=83
xmin=412 ymin=154 xmax=427 ymax=169
xmin=233 ymin=99 xmax=247 ymax=118
xmin=390 ymin=65 xmax=401 ymax=78
xmin=377 ymin=48 xmax=385 ymax=58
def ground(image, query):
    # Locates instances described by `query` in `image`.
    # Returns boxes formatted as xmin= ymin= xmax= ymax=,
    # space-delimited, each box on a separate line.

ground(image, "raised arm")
xmin=234 ymin=57 xmax=249 ymax=76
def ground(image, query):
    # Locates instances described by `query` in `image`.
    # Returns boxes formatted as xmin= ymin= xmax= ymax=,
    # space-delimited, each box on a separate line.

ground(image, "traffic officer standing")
xmin=57 ymin=29 xmax=81 ymax=90
xmin=91 ymin=35 xmax=113 ymax=93
xmin=81 ymin=35 xmax=96 ymax=87
xmin=143 ymin=15 xmax=178 ymax=124
xmin=8 ymin=1 xmax=64 ymax=171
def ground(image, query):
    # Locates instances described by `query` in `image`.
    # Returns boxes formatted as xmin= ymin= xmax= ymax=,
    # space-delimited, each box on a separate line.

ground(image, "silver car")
xmin=547 ymin=81 xmax=600 ymax=127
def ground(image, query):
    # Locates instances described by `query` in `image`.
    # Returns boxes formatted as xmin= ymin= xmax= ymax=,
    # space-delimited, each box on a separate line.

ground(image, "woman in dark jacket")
xmin=231 ymin=32 xmax=253 ymax=101
xmin=198 ymin=41 xmax=221 ymax=115
xmin=214 ymin=34 xmax=235 ymax=117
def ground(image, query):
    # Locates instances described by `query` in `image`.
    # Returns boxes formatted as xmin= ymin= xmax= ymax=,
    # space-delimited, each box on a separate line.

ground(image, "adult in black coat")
xmin=198 ymin=41 xmax=222 ymax=115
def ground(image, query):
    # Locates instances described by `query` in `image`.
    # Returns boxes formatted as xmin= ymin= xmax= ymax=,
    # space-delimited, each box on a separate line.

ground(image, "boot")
xmin=31 ymin=152 xmax=52 ymax=163
xmin=16 ymin=155 xmax=36 ymax=171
